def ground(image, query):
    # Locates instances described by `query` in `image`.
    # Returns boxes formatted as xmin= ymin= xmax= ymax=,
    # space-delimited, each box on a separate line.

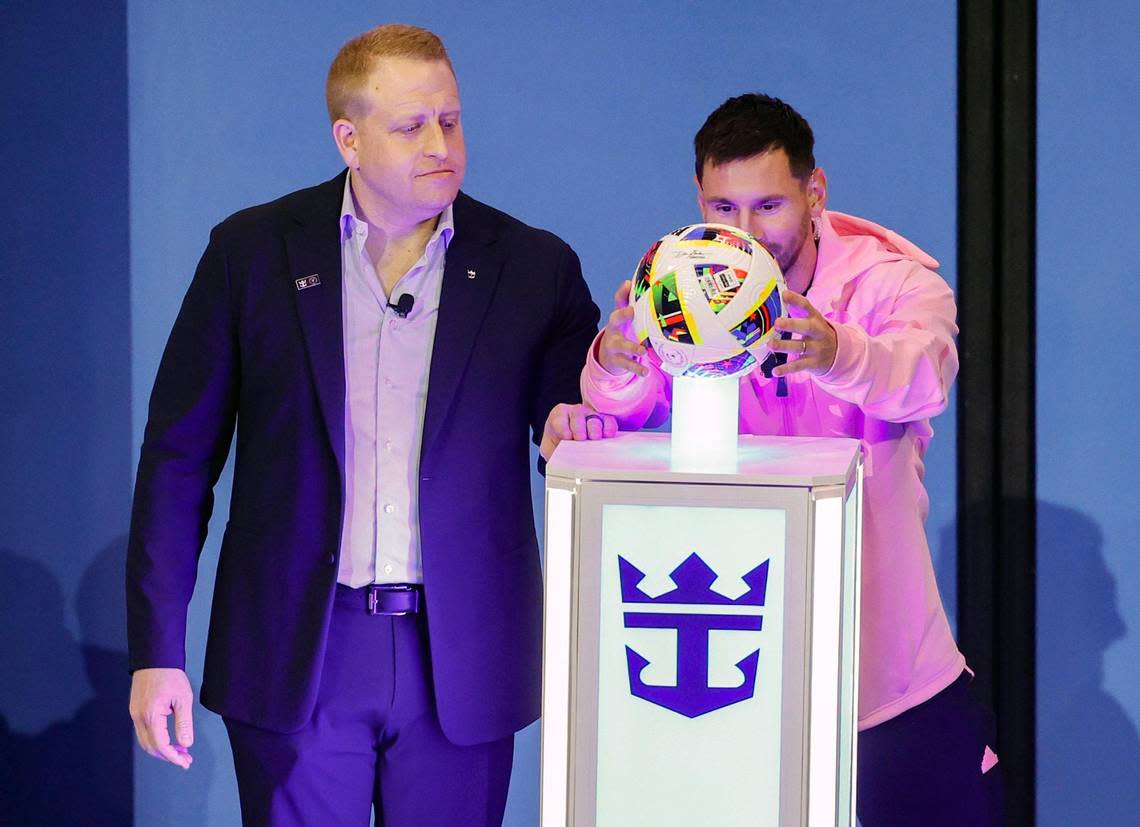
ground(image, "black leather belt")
xmin=365 ymin=584 xmax=421 ymax=616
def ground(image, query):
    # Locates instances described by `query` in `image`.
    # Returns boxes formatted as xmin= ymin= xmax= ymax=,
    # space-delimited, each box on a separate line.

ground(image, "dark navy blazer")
xmin=126 ymin=171 xmax=599 ymax=744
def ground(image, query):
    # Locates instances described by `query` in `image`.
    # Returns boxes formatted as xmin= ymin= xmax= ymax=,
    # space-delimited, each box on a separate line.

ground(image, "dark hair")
xmin=694 ymin=93 xmax=815 ymax=182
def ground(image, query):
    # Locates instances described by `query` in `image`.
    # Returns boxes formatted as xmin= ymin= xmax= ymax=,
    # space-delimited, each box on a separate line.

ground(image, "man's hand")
xmin=540 ymin=403 xmax=619 ymax=460
xmin=598 ymin=280 xmax=649 ymax=378
xmin=770 ymin=290 xmax=838 ymax=377
xmin=129 ymin=667 xmax=195 ymax=769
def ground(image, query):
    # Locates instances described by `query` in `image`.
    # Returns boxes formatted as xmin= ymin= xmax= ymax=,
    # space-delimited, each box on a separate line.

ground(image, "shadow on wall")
xmin=1035 ymin=501 xmax=1140 ymax=825
xmin=0 ymin=539 xmax=220 ymax=823
xmin=0 ymin=540 xmax=132 ymax=822
xmin=937 ymin=501 xmax=1140 ymax=823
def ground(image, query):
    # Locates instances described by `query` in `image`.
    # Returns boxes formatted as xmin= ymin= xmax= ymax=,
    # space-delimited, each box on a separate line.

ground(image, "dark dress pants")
xmin=224 ymin=584 xmax=514 ymax=827
xmin=857 ymin=670 xmax=1006 ymax=826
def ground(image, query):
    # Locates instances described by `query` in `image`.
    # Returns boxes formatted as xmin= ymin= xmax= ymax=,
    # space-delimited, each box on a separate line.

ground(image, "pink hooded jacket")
xmin=581 ymin=210 xmax=964 ymax=730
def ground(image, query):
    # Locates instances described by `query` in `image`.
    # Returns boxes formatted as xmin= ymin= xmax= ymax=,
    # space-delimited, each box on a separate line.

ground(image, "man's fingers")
xmin=584 ymin=415 xmax=618 ymax=440
xmin=774 ymin=316 xmax=814 ymax=336
xmin=543 ymin=406 xmax=619 ymax=456
xmin=142 ymin=710 xmax=191 ymax=768
xmin=602 ymin=305 xmax=641 ymax=370
xmin=606 ymin=304 xmax=635 ymax=333
xmin=603 ymin=332 xmax=645 ymax=360
xmin=151 ymin=720 xmax=192 ymax=768
xmin=129 ymin=668 xmax=195 ymax=768
xmin=626 ymin=355 xmax=650 ymax=377
xmin=132 ymin=716 xmax=156 ymax=757
xmin=575 ymin=406 xmax=617 ymax=440
xmin=599 ymin=330 xmax=648 ymax=378
xmin=539 ymin=432 xmax=557 ymax=460
xmin=614 ymin=279 xmax=633 ymax=308
xmin=568 ymin=410 xmax=589 ymax=441
xmin=770 ymin=295 xmax=838 ymax=377
xmin=767 ymin=336 xmax=807 ymax=353
xmin=546 ymin=405 xmax=573 ymax=440
xmin=773 ymin=358 xmax=811 ymax=377
xmin=131 ymin=698 xmax=160 ymax=757
xmin=771 ymin=346 xmax=831 ymax=376
xmin=155 ymin=741 xmax=192 ymax=768
xmin=544 ymin=404 xmax=582 ymax=448
xmin=173 ymin=694 xmax=195 ymax=749
xmin=587 ymin=413 xmax=617 ymax=440
xmin=608 ymin=352 xmax=649 ymax=377
xmin=144 ymin=709 xmax=171 ymax=748
xmin=780 ymin=289 xmax=814 ymax=313
xmin=601 ymin=332 xmax=647 ymax=364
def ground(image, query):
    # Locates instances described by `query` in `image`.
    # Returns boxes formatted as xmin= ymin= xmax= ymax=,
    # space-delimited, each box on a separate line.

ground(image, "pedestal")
xmin=541 ymin=433 xmax=862 ymax=826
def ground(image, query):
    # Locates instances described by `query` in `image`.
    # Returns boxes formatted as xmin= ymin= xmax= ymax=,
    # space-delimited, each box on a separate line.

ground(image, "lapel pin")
xmin=467 ymin=269 xmax=477 ymax=280
xmin=295 ymin=274 xmax=321 ymax=290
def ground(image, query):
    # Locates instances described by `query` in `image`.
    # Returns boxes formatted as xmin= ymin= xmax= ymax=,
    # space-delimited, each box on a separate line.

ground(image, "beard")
xmin=769 ymin=211 xmax=814 ymax=278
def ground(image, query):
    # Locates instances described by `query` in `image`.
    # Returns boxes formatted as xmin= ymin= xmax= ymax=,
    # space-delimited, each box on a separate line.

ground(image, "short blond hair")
xmin=325 ymin=24 xmax=454 ymax=123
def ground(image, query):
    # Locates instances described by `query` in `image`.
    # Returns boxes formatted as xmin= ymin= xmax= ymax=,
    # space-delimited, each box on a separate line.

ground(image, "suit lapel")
xmin=286 ymin=175 xmax=347 ymax=477
xmin=422 ymin=194 xmax=504 ymax=456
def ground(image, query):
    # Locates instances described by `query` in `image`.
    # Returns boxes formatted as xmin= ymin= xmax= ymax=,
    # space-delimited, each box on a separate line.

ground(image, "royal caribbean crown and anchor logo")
xmin=618 ymin=552 xmax=769 ymax=718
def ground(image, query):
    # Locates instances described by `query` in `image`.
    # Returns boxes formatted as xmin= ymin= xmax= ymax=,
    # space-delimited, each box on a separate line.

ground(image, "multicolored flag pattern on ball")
xmin=631 ymin=223 xmax=787 ymax=378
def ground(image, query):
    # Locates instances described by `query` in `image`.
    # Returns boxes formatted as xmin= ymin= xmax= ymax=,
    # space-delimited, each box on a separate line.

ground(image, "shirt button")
xmin=384 ymin=440 xmax=393 ymax=452
xmin=384 ymin=503 xmax=395 ymax=514
xmin=384 ymin=563 xmax=393 ymax=574
xmin=384 ymin=377 xmax=394 ymax=389
xmin=388 ymin=319 xmax=399 ymax=329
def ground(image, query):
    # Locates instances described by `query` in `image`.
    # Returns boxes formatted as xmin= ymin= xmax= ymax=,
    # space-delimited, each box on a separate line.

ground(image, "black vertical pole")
xmin=958 ymin=0 xmax=1036 ymax=823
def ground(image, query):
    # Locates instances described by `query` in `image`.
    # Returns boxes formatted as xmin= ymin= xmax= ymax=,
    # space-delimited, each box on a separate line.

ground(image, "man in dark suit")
xmin=126 ymin=24 xmax=601 ymax=825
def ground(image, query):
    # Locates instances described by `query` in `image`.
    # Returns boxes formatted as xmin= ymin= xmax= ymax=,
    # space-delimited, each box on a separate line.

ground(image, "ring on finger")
xmin=584 ymin=414 xmax=603 ymax=429
xmin=799 ymin=339 xmax=807 ymax=354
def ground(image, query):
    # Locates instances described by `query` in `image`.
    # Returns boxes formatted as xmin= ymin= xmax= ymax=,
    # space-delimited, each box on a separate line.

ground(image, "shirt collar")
xmin=339 ymin=172 xmax=455 ymax=252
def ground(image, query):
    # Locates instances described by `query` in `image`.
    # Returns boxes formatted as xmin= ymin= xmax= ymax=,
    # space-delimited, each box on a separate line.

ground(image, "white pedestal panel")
xmin=541 ymin=433 xmax=862 ymax=827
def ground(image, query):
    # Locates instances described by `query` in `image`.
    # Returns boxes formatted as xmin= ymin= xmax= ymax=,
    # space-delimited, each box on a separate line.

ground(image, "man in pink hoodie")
xmin=543 ymin=94 xmax=1004 ymax=825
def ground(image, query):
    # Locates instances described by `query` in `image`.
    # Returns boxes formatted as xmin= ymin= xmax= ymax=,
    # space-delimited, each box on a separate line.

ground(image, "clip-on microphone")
xmin=388 ymin=293 xmax=415 ymax=318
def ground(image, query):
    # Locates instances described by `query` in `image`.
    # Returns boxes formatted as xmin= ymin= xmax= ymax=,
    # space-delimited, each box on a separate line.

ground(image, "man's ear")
xmin=332 ymin=118 xmax=359 ymax=169
xmin=807 ymin=167 xmax=828 ymax=216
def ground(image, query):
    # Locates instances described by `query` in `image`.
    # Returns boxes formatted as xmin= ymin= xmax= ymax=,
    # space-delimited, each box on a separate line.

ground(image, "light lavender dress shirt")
xmin=337 ymin=175 xmax=454 ymax=587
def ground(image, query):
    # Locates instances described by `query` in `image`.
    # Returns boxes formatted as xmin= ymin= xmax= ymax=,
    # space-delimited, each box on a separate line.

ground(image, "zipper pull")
xmin=761 ymin=332 xmax=792 ymax=398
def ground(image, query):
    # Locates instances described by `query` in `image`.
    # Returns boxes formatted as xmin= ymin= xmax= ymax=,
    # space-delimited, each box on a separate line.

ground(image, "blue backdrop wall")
xmin=126 ymin=5 xmax=956 ymax=824
xmin=0 ymin=1 xmax=133 ymax=821
xmin=3 ymin=3 xmax=956 ymax=823
xmin=1036 ymin=2 xmax=1140 ymax=823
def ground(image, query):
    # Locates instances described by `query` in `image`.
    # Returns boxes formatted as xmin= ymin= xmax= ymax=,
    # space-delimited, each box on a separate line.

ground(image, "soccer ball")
xmin=630 ymin=223 xmax=787 ymax=378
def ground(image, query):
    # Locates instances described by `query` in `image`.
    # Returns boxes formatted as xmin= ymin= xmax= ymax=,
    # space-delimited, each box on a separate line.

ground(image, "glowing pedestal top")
xmin=548 ymin=432 xmax=861 ymax=488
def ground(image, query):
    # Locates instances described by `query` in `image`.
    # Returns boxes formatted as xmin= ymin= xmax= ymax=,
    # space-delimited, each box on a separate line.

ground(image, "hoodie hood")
xmin=825 ymin=210 xmax=939 ymax=269
xmin=807 ymin=210 xmax=940 ymax=313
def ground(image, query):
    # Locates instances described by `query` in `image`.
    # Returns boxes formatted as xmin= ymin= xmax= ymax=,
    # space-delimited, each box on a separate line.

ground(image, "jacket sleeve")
xmin=528 ymin=243 xmax=602 ymax=450
xmin=814 ymin=261 xmax=958 ymax=423
xmin=579 ymin=331 xmax=672 ymax=431
xmin=126 ymin=227 xmax=240 ymax=672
